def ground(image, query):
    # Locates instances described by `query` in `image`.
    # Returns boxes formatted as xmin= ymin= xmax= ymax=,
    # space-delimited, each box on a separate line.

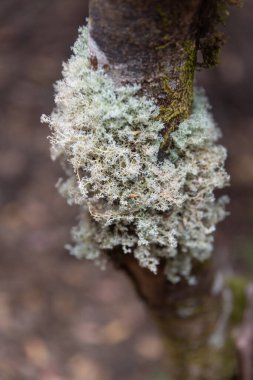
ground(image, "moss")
xmin=161 ymin=322 xmax=236 ymax=380
xmin=198 ymin=33 xmax=223 ymax=68
xmin=188 ymin=343 xmax=236 ymax=380
xmin=226 ymin=275 xmax=248 ymax=325
xmin=197 ymin=0 xmax=242 ymax=69
xmin=153 ymin=0 xmax=242 ymax=159
xmin=153 ymin=1 xmax=242 ymax=157
xmin=154 ymin=277 xmax=245 ymax=379
xmin=159 ymin=40 xmax=197 ymax=153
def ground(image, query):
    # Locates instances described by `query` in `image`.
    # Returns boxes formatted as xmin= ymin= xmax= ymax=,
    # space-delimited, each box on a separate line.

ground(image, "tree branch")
xmin=86 ymin=1 xmax=245 ymax=378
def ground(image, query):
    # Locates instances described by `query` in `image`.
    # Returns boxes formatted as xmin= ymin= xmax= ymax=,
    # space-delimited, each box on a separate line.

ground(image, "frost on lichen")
xmin=42 ymin=26 xmax=229 ymax=283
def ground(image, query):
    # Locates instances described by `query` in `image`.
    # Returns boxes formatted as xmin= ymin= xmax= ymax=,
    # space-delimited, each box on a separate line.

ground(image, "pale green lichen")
xmin=41 ymin=26 xmax=230 ymax=283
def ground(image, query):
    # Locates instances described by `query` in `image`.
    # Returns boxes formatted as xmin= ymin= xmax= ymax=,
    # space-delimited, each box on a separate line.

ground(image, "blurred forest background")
xmin=0 ymin=1 xmax=252 ymax=379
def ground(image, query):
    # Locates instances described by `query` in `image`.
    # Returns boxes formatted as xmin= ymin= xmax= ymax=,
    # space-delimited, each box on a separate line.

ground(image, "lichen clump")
xmin=42 ymin=26 xmax=229 ymax=283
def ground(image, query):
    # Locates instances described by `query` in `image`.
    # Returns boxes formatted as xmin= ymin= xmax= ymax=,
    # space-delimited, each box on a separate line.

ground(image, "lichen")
xmin=41 ymin=26 xmax=230 ymax=283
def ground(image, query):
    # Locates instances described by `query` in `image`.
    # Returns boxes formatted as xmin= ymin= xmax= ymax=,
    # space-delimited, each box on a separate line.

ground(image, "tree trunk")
xmin=88 ymin=1 xmax=246 ymax=379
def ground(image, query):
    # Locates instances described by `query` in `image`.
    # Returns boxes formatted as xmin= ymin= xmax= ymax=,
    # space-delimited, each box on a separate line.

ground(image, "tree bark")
xmin=89 ymin=0 xmax=200 ymax=159
xmin=88 ymin=1 xmax=247 ymax=379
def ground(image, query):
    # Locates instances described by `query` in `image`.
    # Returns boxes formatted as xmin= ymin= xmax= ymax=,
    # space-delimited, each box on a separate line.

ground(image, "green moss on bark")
xmin=157 ymin=0 xmax=242 ymax=158
xmin=197 ymin=0 xmax=242 ymax=69
xmin=159 ymin=40 xmax=197 ymax=154
xmin=227 ymin=275 xmax=248 ymax=325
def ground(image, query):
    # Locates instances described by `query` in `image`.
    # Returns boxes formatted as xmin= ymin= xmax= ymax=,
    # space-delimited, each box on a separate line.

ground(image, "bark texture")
xmin=88 ymin=1 xmax=245 ymax=379
xmin=89 ymin=0 xmax=200 ymax=159
xmin=110 ymin=251 xmax=237 ymax=380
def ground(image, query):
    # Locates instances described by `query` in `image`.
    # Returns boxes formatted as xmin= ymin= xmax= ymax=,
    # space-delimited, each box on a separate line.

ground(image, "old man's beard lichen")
xmin=42 ymin=26 xmax=229 ymax=284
